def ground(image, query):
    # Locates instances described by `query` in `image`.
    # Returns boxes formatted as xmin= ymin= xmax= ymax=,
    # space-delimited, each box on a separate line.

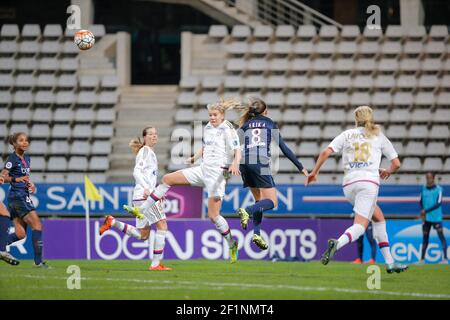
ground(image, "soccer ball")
xmin=74 ymin=29 xmax=95 ymax=50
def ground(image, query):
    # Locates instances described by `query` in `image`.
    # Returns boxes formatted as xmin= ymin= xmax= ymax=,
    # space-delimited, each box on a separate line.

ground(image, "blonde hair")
xmin=354 ymin=106 xmax=379 ymax=138
xmin=207 ymin=97 xmax=243 ymax=114
xmin=237 ymin=96 xmax=267 ymax=127
xmin=129 ymin=126 xmax=154 ymax=154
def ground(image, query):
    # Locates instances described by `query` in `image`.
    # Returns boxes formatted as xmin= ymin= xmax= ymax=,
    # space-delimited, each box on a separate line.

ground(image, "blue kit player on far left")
xmin=1 ymin=132 xmax=50 ymax=268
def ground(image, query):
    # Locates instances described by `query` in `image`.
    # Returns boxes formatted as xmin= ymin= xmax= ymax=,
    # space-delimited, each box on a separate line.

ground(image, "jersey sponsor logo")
xmin=5 ymin=162 xmax=12 ymax=169
xmin=348 ymin=161 xmax=373 ymax=169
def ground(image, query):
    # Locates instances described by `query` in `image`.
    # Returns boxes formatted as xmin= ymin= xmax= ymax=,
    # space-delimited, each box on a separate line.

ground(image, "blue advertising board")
xmin=1 ymin=183 xmax=449 ymax=217
xmin=362 ymin=220 xmax=450 ymax=264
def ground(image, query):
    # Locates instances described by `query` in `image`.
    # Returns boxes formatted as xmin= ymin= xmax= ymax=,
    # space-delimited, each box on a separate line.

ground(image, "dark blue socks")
xmin=32 ymin=230 xmax=43 ymax=265
xmin=7 ymin=232 xmax=20 ymax=246
xmin=0 ymin=216 xmax=10 ymax=251
xmin=246 ymin=199 xmax=275 ymax=235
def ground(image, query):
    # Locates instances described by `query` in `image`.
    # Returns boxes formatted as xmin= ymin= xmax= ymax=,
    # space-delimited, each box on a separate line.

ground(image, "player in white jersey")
xmin=305 ymin=106 xmax=408 ymax=273
xmin=99 ymin=126 xmax=171 ymax=271
xmin=124 ymin=99 xmax=242 ymax=263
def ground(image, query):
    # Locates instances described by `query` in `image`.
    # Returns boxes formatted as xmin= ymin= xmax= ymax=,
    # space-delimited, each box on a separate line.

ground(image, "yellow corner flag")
xmin=84 ymin=175 xmax=103 ymax=201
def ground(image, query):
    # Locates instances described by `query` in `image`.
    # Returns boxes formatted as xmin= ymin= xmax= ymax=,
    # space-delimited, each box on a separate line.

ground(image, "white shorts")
xmin=343 ymin=180 xmax=379 ymax=220
xmin=132 ymin=199 xmax=166 ymax=229
xmin=181 ymin=165 xmax=227 ymax=198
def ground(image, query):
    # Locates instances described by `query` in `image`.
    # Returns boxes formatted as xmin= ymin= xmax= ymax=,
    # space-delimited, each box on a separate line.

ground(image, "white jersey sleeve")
xmin=224 ymin=121 xmax=240 ymax=151
xmin=328 ymin=132 xmax=346 ymax=153
xmin=380 ymin=133 xmax=398 ymax=161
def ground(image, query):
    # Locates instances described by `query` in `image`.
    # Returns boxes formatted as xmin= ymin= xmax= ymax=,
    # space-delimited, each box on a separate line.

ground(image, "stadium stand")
xmin=174 ymin=24 xmax=450 ymax=184
xmin=0 ymin=24 xmax=118 ymax=183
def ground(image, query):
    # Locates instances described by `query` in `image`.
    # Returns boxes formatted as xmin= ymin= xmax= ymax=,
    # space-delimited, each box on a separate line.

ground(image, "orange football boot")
xmin=99 ymin=215 xmax=114 ymax=235
xmin=149 ymin=264 xmax=172 ymax=271
xmin=352 ymin=258 xmax=362 ymax=264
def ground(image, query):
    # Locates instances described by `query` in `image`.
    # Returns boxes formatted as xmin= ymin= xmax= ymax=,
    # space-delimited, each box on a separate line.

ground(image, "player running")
xmin=418 ymin=172 xmax=448 ymax=264
xmin=1 ymin=132 xmax=49 ymax=268
xmin=124 ymin=99 xmax=241 ymax=263
xmin=99 ymin=127 xmax=172 ymax=271
xmin=0 ymin=173 xmax=20 ymax=265
xmin=305 ymin=106 xmax=408 ymax=274
xmin=234 ymin=97 xmax=308 ymax=250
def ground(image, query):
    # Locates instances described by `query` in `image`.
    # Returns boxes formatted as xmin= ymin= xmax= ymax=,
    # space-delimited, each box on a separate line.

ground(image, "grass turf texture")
xmin=0 ymin=260 xmax=449 ymax=300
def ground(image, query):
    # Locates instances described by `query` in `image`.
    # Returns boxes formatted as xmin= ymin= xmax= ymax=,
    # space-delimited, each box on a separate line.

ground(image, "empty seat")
xmin=93 ymin=124 xmax=113 ymax=138
xmin=390 ymin=108 xmax=411 ymax=123
xmin=79 ymin=75 xmax=99 ymax=90
xmin=433 ymin=108 xmax=450 ymax=123
xmin=45 ymin=173 xmax=66 ymax=183
xmin=60 ymin=58 xmax=78 ymax=73
xmin=380 ymin=41 xmax=402 ymax=58
xmin=30 ymin=124 xmax=50 ymax=138
xmin=403 ymin=41 xmax=423 ymax=57
xmin=0 ymin=57 xmax=15 ymax=73
xmin=404 ymin=141 xmax=426 ymax=156
xmin=30 ymin=156 xmax=46 ymax=171
xmin=72 ymin=124 xmax=92 ymax=138
xmin=341 ymin=25 xmax=360 ymax=41
xmin=14 ymin=74 xmax=36 ymax=90
xmin=92 ymin=140 xmax=111 ymax=154
xmin=54 ymin=107 xmax=75 ymax=122
xmin=0 ymin=41 xmax=18 ymax=57
xmin=96 ymin=108 xmax=115 ymax=122
xmin=298 ymin=141 xmax=319 ymax=156
xmin=89 ymin=156 xmax=109 ymax=171
xmin=100 ymin=75 xmax=118 ymax=90
xmin=301 ymin=125 xmax=321 ymax=139
xmin=417 ymin=75 xmax=439 ymax=91
xmin=62 ymin=40 xmax=78 ymax=56
xmin=74 ymin=107 xmax=95 ymax=122
xmin=1 ymin=24 xmax=19 ymax=40
xmin=410 ymin=108 xmax=432 ymax=123
xmin=17 ymin=58 xmax=38 ymax=73
xmin=303 ymin=108 xmax=324 ymax=123
xmin=321 ymin=157 xmax=337 ymax=171
xmin=253 ymin=25 xmax=273 ymax=40
xmin=77 ymin=91 xmax=98 ymax=106
xmin=297 ymin=25 xmax=316 ymax=41
xmin=34 ymin=91 xmax=55 ymax=107
xmin=414 ymin=92 xmax=435 ymax=107
xmin=57 ymin=74 xmax=77 ymax=90
xmin=231 ymin=25 xmax=251 ymax=40
xmin=36 ymin=74 xmax=57 ymax=90
xmin=18 ymin=40 xmax=40 ymax=57
xmin=66 ymin=173 xmax=85 ymax=183
xmin=51 ymin=124 xmax=71 ymax=138
xmin=396 ymin=75 xmax=417 ymax=91
xmin=49 ymin=140 xmax=70 ymax=155
xmin=407 ymin=26 xmax=426 ymax=41
xmin=280 ymin=125 xmax=300 ymax=140
xmin=325 ymin=109 xmax=346 ymax=123
xmin=386 ymin=125 xmax=407 ymax=139
xmin=40 ymin=40 xmax=61 ymax=56
xmin=285 ymin=92 xmax=306 ymax=107
xmin=423 ymin=158 xmax=443 ymax=171
xmin=12 ymin=91 xmax=33 ymax=107
xmin=429 ymin=25 xmax=448 ymax=41
xmin=421 ymin=58 xmax=442 ymax=74
xmin=307 ymin=92 xmax=327 ymax=107
xmin=402 ymin=157 xmax=422 ymax=172
xmin=399 ymin=58 xmax=421 ymax=75
xmin=28 ymin=140 xmax=48 ymax=155
xmin=429 ymin=125 xmax=450 ymax=139
xmin=11 ymin=107 xmax=32 ymax=123
xmin=331 ymin=75 xmax=352 ymax=92
xmin=397 ymin=175 xmax=420 ymax=184
xmin=408 ymin=125 xmax=429 ymax=139
xmin=319 ymin=25 xmax=338 ymax=41
xmin=275 ymin=25 xmax=295 ymax=40
xmin=43 ymin=24 xmax=62 ymax=40
xmin=282 ymin=109 xmax=302 ymax=123
xmin=70 ymin=140 xmax=90 ymax=154
xmin=293 ymin=42 xmax=314 ymax=57
xmin=89 ymin=24 xmax=106 ymax=38
xmin=426 ymin=142 xmax=447 ymax=156
xmin=47 ymin=156 xmax=68 ymax=171
xmin=39 ymin=57 xmax=60 ymax=73
xmin=208 ymin=25 xmax=228 ymax=41
xmin=393 ymin=92 xmax=414 ymax=107
xmin=322 ymin=125 xmax=342 ymax=139
xmin=385 ymin=25 xmax=406 ymax=41
xmin=68 ymin=156 xmax=88 ymax=171
xmin=21 ymin=24 xmax=41 ymax=40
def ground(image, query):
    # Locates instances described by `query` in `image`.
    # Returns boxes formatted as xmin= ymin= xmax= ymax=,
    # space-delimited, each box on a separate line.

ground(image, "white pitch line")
xmin=2 ymin=274 xmax=449 ymax=299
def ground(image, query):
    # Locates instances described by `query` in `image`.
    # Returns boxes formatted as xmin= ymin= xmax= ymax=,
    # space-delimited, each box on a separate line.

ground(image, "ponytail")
xmin=237 ymin=96 xmax=267 ymax=128
xmin=354 ymin=106 xmax=379 ymax=138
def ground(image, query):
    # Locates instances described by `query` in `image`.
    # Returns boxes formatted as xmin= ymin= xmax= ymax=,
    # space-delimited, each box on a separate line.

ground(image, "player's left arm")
xmin=277 ymin=134 xmax=306 ymax=176
xmin=379 ymin=134 xmax=401 ymax=180
xmin=306 ymin=147 xmax=333 ymax=186
xmin=225 ymin=124 xmax=241 ymax=176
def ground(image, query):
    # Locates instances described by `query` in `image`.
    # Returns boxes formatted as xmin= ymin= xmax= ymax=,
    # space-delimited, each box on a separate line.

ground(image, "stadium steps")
xmin=106 ymin=85 xmax=177 ymax=182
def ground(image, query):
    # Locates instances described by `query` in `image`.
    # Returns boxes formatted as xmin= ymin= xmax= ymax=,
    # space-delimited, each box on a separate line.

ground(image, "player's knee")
xmin=15 ymin=230 xmax=26 ymax=239
xmin=156 ymin=219 xmax=168 ymax=231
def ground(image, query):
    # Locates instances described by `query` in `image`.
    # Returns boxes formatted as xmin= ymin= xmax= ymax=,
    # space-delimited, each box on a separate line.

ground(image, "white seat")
xmin=410 ymin=108 xmax=432 ymax=123
xmin=397 ymin=175 xmax=420 ymax=184
xmin=45 ymin=174 xmax=66 ymax=183
xmin=51 ymin=124 xmax=71 ymax=138
xmin=392 ymin=92 xmax=414 ymax=107
xmin=17 ymin=58 xmax=38 ymax=73
xmin=293 ymin=42 xmax=315 ymax=57
xmin=28 ymin=140 xmax=48 ymax=155
xmin=36 ymin=74 xmax=57 ymax=90
xmin=421 ymin=58 xmax=442 ymax=74
xmin=54 ymin=106 xmax=74 ymax=123
xmin=309 ymin=74 xmax=331 ymax=91
xmin=303 ymin=108 xmax=324 ymax=123
xmin=92 ymin=140 xmax=112 ymax=155
xmin=336 ymin=41 xmax=357 ymax=57
xmin=47 ymin=156 xmax=68 ymax=171
xmin=175 ymin=109 xmax=195 ymax=123
xmin=30 ymin=156 xmax=46 ymax=171
xmin=30 ymin=124 xmax=50 ymax=139
xmin=70 ymin=140 xmax=90 ymax=154
xmin=358 ymin=41 xmax=379 ymax=58
xmin=306 ymin=92 xmax=327 ymax=107
xmin=353 ymin=75 xmax=374 ymax=91
xmin=275 ymin=25 xmax=295 ymax=40
xmin=429 ymin=125 xmax=450 ymax=139
xmin=399 ymin=58 xmax=420 ymax=75
xmin=18 ymin=40 xmax=40 ymax=57
xmin=285 ymin=92 xmax=306 ymax=107
xmin=378 ymin=59 xmax=399 ymax=74
xmin=402 ymin=157 xmax=422 ymax=172
xmin=423 ymin=158 xmax=443 ymax=171
xmin=325 ymin=109 xmax=346 ymax=123
xmin=436 ymin=92 xmax=450 ymax=107
xmin=34 ymin=91 xmax=55 ymax=106
xmin=426 ymin=142 xmax=446 ymax=156
xmin=349 ymin=92 xmax=371 ymax=107
xmin=68 ymin=156 xmax=88 ymax=171
xmin=21 ymin=24 xmax=41 ymax=40
xmin=444 ymin=159 xmax=450 ymax=172
xmin=297 ymin=25 xmax=316 ymax=41
xmin=355 ymin=58 xmax=377 ymax=74
xmin=414 ymin=92 xmax=435 ymax=107
xmin=60 ymin=58 xmax=78 ymax=73
xmin=404 ymin=141 xmax=426 ymax=156
xmin=79 ymin=75 xmax=99 ymax=90
xmin=93 ymin=125 xmax=113 ymax=138
xmin=231 ymin=25 xmax=251 ymax=40
xmin=100 ymin=75 xmax=118 ymax=90
xmin=14 ymin=74 xmax=36 ymax=89
xmin=424 ymin=41 xmax=445 ymax=58
xmin=333 ymin=58 xmax=354 ymax=75
xmin=0 ymin=57 xmax=15 ymax=73
xmin=0 ymin=41 xmax=18 ymax=56
xmin=386 ymin=125 xmax=407 ymax=139
xmin=208 ymin=25 xmax=228 ymax=40
xmin=417 ymin=75 xmax=439 ymax=91
xmin=390 ymin=108 xmax=411 ymax=123
xmin=266 ymin=76 xmax=287 ymax=91
xmin=89 ymin=156 xmax=109 ymax=171
xmin=407 ymin=26 xmax=426 ymax=41
xmin=62 ymin=40 xmax=78 ymax=56
xmin=269 ymin=58 xmax=289 ymax=74
xmin=72 ymin=124 xmax=92 ymax=139
xmin=66 ymin=173 xmax=85 ymax=183
xmin=385 ymin=25 xmax=406 ymax=41
xmin=11 ymin=107 xmax=31 ymax=123
xmin=40 ymin=40 xmax=61 ymax=56
xmin=282 ymin=109 xmax=302 ymax=123
xmin=49 ymin=140 xmax=70 ymax=155
xmin=380 ymin=41 xmax=402 ymax=58
xmin=298 ymin=141 xmax=319 ymax=156
xmin=267 ymin=108 xmax=282 ymax=122
xmin=180 ymin=75 xmax=200 ymax=91
xmin=341 ymin=25 xmax=360 ymax=41
xmin=396 ymin=75 xmax=417 ymax=91
xmin=330 ymin=75 xmax=352 ymax=92
xmin=403 ymin=41 xmax=423 ymax=57
xmin=301 ymin=125 xmax=321 ymax=139
xmin=244 ymin=75 xmax=266 ymax=90
xmin=319 ymin=25 xmax=338 ymax=41
xmin=315 ymin=42 xmax=335 ymax=57
xmin=77 ymin=91 xmax=98 ymax=106
xmin=43 ymin=24 xmax=62 ymax=40
xmin=1 ymin=24 xmax=19 ymax=40
xmin=74 ymin=108 xmax=95 ymax=122
xmin=226 ymin=58 xmax=246 ymax=73
xmin=253 ymin=25 xmax=273 ymax=40
xmin=264 ymin=92 xmax=284 ymax=106
xmin=12 ymin=91 xmax=33 ymax=107
xmin=322 ymin=125 xmax=342 ymax=139
xmin=9 ymin=124 xmax=29 ymax=135
xmin=429 ymin=25 xmax=448 ymax=41
xmin=433 ymin=108 xmax=450 ymax=123
xmin=408 ymin=125 xmax=429 ymax=139
xmin=280 ymin=125 xmax=301 ymax=140
xmin=249 ymin=42 xmax=270 ymax=57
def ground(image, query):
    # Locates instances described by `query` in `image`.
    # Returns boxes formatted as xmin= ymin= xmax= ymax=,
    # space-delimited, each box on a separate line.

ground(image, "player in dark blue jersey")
xmin=235 ymin=97 xmax=308 ymax=250
xmin=1 ymin=132 xmax=49 ymax=268
xmin=0 ymin=173 xmax=20 ymax=265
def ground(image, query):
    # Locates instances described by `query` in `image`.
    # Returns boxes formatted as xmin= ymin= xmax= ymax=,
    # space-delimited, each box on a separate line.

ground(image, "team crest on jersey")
xmin=5 ymin=162 xmax=12 ymax=169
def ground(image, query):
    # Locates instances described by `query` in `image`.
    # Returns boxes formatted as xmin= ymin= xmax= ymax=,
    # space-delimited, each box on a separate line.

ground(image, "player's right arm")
xmin=185 ymin=147 xmax=203 ymax=165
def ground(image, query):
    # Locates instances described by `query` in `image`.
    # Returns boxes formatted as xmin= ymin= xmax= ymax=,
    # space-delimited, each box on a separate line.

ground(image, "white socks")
xmin=152 ymin=229 xmax=167 ymax=268
xmin=372 ymin=221 xmax=394 ymax=264
xmin=212 ymin=216 xmax=234 ymax=247
xmin=140 ymin=183 xmax=171 ymax=212
xmin=336 ymin=224 xmax=365 ymax=250
xmin=112 ymin=218 xmax=142 ymax=239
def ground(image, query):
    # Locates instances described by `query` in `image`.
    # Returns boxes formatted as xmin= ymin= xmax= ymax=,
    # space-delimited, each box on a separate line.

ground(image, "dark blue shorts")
xmin=8 ymin=196 xmax=36 ymax=220
xmin=240 ymin=164 xmax=276 ymax=189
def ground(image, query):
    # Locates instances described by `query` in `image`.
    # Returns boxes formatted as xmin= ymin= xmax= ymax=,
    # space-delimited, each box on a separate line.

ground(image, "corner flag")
xmin=84 ymin=175 xmax=103 ymax=260
xmin=84 ymin=175 xmax=103 ymax=201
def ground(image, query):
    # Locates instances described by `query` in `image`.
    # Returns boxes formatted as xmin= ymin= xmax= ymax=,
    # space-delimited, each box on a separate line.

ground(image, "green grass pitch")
xmin=1 ymin=260 xmax=449 ymax=300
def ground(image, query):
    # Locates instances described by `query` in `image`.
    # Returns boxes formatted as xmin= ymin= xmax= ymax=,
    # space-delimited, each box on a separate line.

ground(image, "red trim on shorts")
xmin=343 ymin=179 xmax=380 ymax=188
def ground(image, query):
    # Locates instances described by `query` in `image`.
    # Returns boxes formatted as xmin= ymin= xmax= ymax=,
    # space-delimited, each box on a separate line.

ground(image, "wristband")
xmin=11 ymin=177 xmax=16 ymax=183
